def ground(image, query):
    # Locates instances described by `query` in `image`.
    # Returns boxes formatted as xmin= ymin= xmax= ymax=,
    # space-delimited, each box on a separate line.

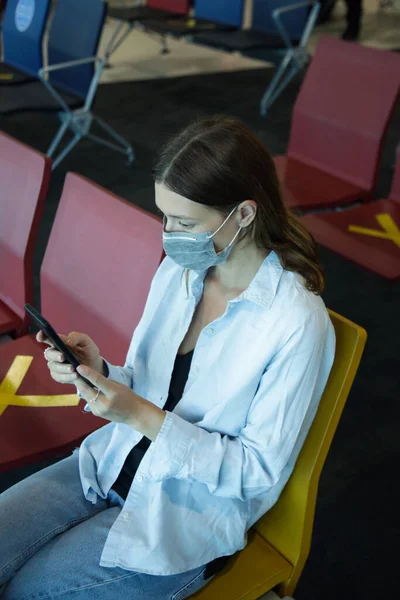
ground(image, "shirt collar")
xmin=189 ymin=251 xmax=283 ymax=310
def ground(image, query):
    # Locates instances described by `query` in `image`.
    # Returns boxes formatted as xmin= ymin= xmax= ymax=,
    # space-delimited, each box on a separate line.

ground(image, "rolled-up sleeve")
xmin=144 ymin=309 xmax=334 ymax=501
xmin=104 ymin=360 xmax=134 ymax=388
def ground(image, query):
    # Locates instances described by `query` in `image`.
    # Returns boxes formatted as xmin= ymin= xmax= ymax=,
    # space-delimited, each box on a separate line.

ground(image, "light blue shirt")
xmin=78 ymin=251 xmax=335 ymax=576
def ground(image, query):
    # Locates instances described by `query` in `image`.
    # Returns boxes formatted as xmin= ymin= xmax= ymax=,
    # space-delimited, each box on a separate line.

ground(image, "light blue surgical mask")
xmin=162 ymin=205 xmax=242 ymax=271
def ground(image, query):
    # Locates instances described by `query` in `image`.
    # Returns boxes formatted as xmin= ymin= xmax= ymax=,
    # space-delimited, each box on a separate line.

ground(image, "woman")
xmin=0 ymin=116 xmax=335 ymax=599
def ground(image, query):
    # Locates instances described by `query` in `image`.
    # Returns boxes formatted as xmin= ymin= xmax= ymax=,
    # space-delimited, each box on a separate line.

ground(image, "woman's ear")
xmin=238 ymin=201 xmax=257 ymax=228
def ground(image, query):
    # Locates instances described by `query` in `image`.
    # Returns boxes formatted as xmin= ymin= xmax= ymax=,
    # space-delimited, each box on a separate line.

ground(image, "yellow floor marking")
xmin=0 ymin=356 xmax=79 ymax=417
xmin=348 ymin=213 xmax=400 ymax=248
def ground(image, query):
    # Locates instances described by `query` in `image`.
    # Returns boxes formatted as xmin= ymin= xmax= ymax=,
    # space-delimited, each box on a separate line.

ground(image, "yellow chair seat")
xmin=193 ymin=530 xmax=292 ymax=600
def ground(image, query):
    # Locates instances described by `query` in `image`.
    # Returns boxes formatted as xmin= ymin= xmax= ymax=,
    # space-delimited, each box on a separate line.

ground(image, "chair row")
xmin=0 ymin=0 xmax=317 ymax=120
xmin=0 ymin=138 xmax=164 ymax=469
xmin=0 ymin=133 xmax=367 ymax=600
xmin=0 ymin=0 xmax=134 ymax=168
xmin=2 ymin=0 xmax=399 ymax=271
xmin=0 ymin=130 xmax=162 ymax=340
xmin=283 ymin=37 xmax=400 ymax=280
xmin=1 ymin=39 xmax=399 ymax=351
xmin=107 ymin=0 xmax=320 ymax=115
xmin=115 ymin=30 xmax=400 ymax=279
xmin=93 ymin=1 xmax=400 ymax=278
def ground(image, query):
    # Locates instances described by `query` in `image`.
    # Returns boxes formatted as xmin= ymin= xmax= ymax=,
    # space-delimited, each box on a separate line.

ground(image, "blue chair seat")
xmin=142 ymin=0 xmax=244 ymax=37
xmin=193 ymin=29 xmax=300 ymax=51
xmin=0 ymin=81 xmax=82 ymax=115
xmin=107 ymin=5 xmax=177 ymax=22
xmin=142 ymin=16 xmax=237 ymax=37
xmin=0 ymin=64 xmax=35 ymax=85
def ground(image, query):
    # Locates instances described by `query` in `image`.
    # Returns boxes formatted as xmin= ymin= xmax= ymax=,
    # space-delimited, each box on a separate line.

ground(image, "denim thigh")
xmin=2 ymin=507 xmax=213 ymax=599
xmin=0 ymin=449 xmax=111 ymax=587
xmin=0 ymin=450 xmax=215 ymax=599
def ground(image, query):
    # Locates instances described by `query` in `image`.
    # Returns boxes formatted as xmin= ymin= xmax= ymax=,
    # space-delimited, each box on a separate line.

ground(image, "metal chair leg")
xmin=51 ymin=132 xmax=83 ymax=170
xmin=260 ymin=52 xmax=293 ymax=117
xmin=46 ymin=109 xmax=134 ymax=168
xmin=47 ymin=115 xmax=72 ymax=158
xmin=92 ymin=115 xmax=135 ymax=163
xmin=265 ymin=61 xmax=303 ymax=114
xmin=260 ymin=1 xmax=320 ymax=117
xmin=160 ymin=35 xmax=170 ymax=55
xmin=104 ymin=21 xmax=134 ymax=68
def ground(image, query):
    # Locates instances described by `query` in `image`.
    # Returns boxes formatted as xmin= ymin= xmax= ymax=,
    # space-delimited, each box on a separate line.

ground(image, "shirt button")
xmin=122 ymin=512 xmax=130 ymax=521
xmin=137 ymin=475 xmax=143 ymax=482
xmin=208 ymin=328 xmax=214 ymax=334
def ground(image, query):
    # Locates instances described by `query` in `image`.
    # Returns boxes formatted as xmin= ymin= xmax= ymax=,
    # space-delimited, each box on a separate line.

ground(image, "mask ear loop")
xmin=208 ymin=205 xmax=239 ymax=240
xmin=216 ymin=225 xmax=243 ymax=255
xmin=226 ymin=225 xmax=242 ymax=249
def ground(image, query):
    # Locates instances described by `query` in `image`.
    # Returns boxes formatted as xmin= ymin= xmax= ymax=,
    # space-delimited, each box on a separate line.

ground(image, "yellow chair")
xmin=193 ymin=309 xmax=367 ymax=600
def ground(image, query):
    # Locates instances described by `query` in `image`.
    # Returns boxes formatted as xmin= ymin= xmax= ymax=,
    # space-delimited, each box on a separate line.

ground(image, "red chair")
xmin=302 ymin=152 xmax=400 ymax=280
xmin=0 ymin=131 xmax=51 ymax=338
xmin=106 ymin=0 xmax=190 ymax=60
xmin=0 ymin=173 xmax=163 ymax=472
xmin=108 ymin=0 xmax=189 ymax=22
xmin=275 ymin=37 xmax=400 ymax=211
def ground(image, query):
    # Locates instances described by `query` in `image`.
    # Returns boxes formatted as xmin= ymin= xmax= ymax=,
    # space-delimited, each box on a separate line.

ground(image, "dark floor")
xmin=0 ymin=68 xmax=399 ymax=600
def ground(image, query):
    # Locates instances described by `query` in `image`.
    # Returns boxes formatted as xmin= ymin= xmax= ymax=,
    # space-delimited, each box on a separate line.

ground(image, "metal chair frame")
xmin=260 ymin=1 xmax=320 ymax=116
xmin=38 ymin=47 xmax=134 ymax=169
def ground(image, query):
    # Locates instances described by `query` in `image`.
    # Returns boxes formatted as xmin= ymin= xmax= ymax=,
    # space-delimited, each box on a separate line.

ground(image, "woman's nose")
xmin=164 ymin=217 xmax=182 ymax=233
xmin=163 ymin=216 xmax=172 ymax=233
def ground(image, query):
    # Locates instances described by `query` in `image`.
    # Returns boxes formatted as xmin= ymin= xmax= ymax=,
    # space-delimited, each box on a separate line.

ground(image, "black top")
xmin=110 ymin=349 xmax=230 ymax=580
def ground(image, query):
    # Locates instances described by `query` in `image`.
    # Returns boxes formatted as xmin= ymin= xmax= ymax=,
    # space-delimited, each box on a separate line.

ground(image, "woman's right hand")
xmin=36 ymin=330 xmax=105 ymax=385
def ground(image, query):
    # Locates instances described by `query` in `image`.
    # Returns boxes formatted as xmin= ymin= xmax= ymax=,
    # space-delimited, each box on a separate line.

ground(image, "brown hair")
xmin=153 ymin=115 xmax=324 ymax=294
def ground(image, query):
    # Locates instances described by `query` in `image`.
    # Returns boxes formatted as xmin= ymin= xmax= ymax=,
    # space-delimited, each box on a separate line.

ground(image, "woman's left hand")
xmin=75 ymin=365 xmax=143 ymax=427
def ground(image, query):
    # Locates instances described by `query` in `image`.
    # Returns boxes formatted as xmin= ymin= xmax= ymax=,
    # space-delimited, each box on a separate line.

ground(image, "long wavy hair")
xmin=153 ymin=115 xmax=324 ymax=294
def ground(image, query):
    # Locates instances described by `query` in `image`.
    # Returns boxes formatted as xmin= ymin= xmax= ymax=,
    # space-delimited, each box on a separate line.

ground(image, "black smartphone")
xmin=25 ymin=303 xmax=96 ymax=389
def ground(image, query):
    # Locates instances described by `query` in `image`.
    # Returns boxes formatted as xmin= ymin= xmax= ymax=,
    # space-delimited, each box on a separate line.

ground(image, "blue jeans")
xmin=0 ymin=450 xmax=215 ymax=599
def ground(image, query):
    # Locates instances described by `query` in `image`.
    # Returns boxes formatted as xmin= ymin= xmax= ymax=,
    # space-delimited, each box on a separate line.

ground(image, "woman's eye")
xmin=179 ymin=222 xmax=193 ymax=229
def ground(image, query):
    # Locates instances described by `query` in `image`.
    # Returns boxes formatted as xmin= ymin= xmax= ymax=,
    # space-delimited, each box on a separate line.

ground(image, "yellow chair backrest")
xmin=253 ymin=309 xmax=367 ymax=597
